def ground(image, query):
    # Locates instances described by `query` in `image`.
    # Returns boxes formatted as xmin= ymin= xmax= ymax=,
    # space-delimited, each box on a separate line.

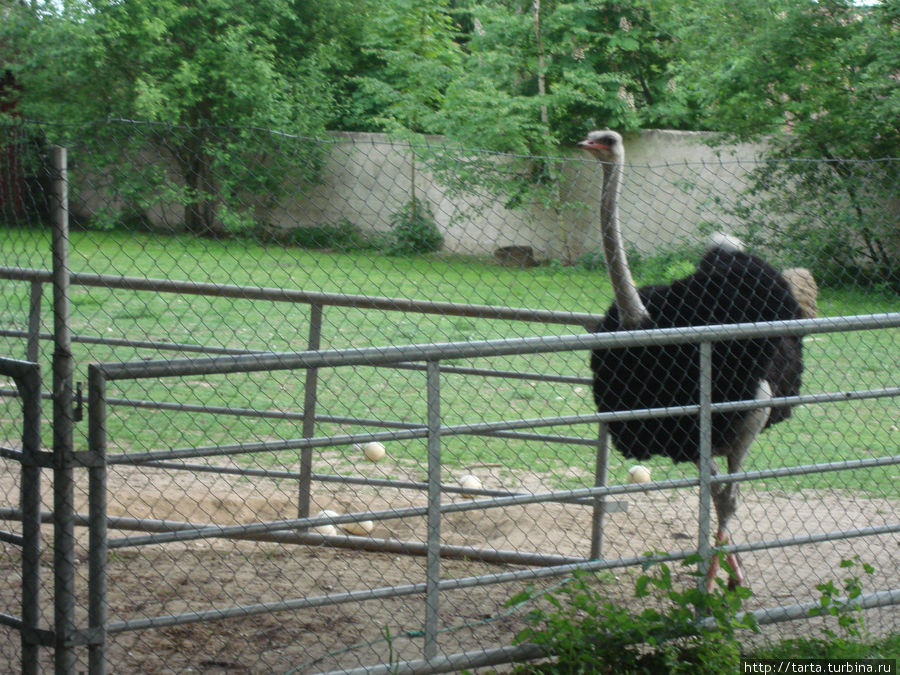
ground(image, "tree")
xmin=674 ymin=0 xmax=900 ymax=286
xmin=347 ymin=0 xmax=462 ymax=254
xmin=0 ymin=0 xmax=344 ymax=235
xmin=429 ymin=0 xmax=690 ymax=261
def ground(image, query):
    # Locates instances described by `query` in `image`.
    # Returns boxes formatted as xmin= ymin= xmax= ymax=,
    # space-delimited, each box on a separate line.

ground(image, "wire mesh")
xmin=0 ymin=119 xmax=898 ymax=673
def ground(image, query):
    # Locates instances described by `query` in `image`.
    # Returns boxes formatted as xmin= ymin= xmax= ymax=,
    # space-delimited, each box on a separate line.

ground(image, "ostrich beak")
xmin=578 ymin=138 xmax=611 ymax=152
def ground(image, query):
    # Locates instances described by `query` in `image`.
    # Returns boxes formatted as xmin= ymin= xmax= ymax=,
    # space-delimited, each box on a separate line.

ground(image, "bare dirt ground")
xmin=2 ymin=458 xmax=899 ymax=674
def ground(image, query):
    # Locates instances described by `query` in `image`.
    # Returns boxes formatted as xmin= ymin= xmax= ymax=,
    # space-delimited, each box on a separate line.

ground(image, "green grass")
xmin=1 ymin=226 xmax=897 ymax=496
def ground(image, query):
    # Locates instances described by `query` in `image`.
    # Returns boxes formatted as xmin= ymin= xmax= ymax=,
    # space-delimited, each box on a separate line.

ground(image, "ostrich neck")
xmin=601 ymin=161 xmax=649 ymax=329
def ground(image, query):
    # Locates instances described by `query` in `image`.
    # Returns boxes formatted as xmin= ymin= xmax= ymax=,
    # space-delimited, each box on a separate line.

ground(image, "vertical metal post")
xmin=50 ymin=145 xmax=77 ymax=673
xmin=298 ymin=303 xmax=322 ymax=521
xmin=589 ymin=422 xmax=609 ymax=559
xmin=697 ymin=341 xmax=713 ymax=591
xmin=424 ymin=360 xmax=442 ymax=661
xmin=27 ymin=280 xmax=43 ymax=363
xmin=19 ymin=363 xmax=43 ymax=675
xmin=87 ymin=365 xmax=108 ymax=674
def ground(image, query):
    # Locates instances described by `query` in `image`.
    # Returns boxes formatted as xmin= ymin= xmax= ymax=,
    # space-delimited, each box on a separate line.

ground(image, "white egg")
xmin=362 ymin=441 xmax=386 ymax=462
xmin=313 ymin=510 xmax=340 ymax=536
xmin=628 ymin=465 xmax=652 ymax=484
xmin=340 ymin=519 xmax=375 ymax=536
xmin=459 ymin=474 xmax=483 ymax=498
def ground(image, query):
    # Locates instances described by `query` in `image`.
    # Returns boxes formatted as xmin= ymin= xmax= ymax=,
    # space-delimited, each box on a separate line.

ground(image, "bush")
xmin=511 ymin=554 xmax=755 ymax=675
xmin=383 ymin=197 xmax=443 ymax=256
xmin=729 ymin=161 xmax=899 ymax=290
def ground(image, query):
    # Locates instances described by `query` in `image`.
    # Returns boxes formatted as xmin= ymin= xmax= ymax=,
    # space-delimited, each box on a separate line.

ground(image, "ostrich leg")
xmin=707 ymin=381 xmax=772 ymax=590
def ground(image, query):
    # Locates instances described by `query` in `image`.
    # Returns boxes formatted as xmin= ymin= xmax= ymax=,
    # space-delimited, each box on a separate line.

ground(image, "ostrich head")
xmin=578 ymin=130 xmax=649 ymax=329
xmin=577 ymin=129 xmax=624 ymax=163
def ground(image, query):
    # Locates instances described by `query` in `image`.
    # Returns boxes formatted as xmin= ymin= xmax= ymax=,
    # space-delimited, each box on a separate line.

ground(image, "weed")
xmin=510 ymin=553 xmax=756 ymax=674
xmin=809 ymin=555 xmax=875 ymax=643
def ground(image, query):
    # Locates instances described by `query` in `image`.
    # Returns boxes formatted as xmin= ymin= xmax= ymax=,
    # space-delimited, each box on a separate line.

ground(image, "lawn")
xmin=1 ymin=226 xmax=898 ymax=496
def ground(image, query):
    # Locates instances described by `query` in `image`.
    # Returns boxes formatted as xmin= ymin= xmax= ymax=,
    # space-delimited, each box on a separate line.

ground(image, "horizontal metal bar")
xmin=712 ymin=453 xmax=900 ymax=486
xmin=142 ymin=461 xmax=626 ymax=509
xmin=718 ymin=522 xmax=900 ymax=557
xmin=0 ymin=446 xmax=25 ymax=461
xmin=95 ymin=313 xmax=900 ymax=380
xmin=103 ymin=379 xmax=898 ymax=466
xmin=2 ymin=331 xmax=597 ymax=386
xmin=313 ymin=643 xmax=547 ymax=675
xmin=324 ymin=586 xmax=900 ymax=675
xmin=105 ymin=397 xmax=600 ymax=447
xmin=0 ymin=356 xmax=40 ymax=380
xmin=104 ymin=548 xmax=695 ymax=635
xmin=108 ymin=444 xmax=900 ymax=547
xmin=0 ymin=327 xmax=255 ymax=356
xmin=103 ymin=400 xmax=703 ymax=465
xmin=105 ymin=426 xmax=430 ymax=464
xmin=710 ymin=386 xmax=900 ymax=415
xmin=0 ymin=529 xmax=25 ymax=546
xmin=0 ymin=611 xmax=24 ymax=630
xmin=0 ymin=266 xmax=600 ymax=328
xmin=742 ymin=587 xmax=900 ymax=628
xmin=104 ymin=475 xmax=701 ymax=548
xmin=103 ymin=397 xmax=602 ymax=447
xmin=396 ymin=361 xmax=593 ymax=386
xmin=0 ymin=504 xmax=584 ymax=568
xmin=104 ymin=526 xmax=900 ymax=638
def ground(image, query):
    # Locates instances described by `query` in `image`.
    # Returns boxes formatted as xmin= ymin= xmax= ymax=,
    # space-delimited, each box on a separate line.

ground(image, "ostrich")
xmin=578 ymin=130 xmax=813 ymax=588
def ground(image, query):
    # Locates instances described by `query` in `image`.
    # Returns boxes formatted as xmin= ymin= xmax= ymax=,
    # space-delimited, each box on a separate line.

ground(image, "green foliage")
xmin=421 ymin=0 xmax=697 ymax=264
xmin=511 ymin=555 xmax=756 ymax=674
xmin=577 ymin=242 xmax=701 ymax=282
xmin=351 ymin=0 xmax=463 ymax=135
xmin=809 ymin=556 xmax=875 ymax=643
xmin=440 ymin=0 xmax=694 ymax=147
xmin=1 ymin=1 xmax=339 ymax=235
xmin=508 ymin=556 xmax=891 ymax=673
xmin=729 ymin=156 xmax=898 ymax=290
xmin=383 ymin=197 xmax=443 ymax=256
xmin=754 ymin=558 xmax=888 ymax=661
xmin=674 ymin=0 xmax=900 ymax=288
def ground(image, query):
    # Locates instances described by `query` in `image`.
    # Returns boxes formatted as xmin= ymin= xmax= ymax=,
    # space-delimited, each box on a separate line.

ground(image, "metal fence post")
xmin=88 ymin=365 xmax=108 ymax=674
xmin=17 ymin=361 xmax=43 ymax=675
xmin=590 ymin=422 xmax=609 ymax=559
xmin=424 ymin=360 xmax=442 ymax=661
xmin=697 ymin=341 xmax=713 ymax=590
xmin=27 ymin=280 xmax=43 ymax=363
xmin=50 ymin=144 xmax=77 ymax=673
xmin=298 ymin=302 xmax=322 ymax=521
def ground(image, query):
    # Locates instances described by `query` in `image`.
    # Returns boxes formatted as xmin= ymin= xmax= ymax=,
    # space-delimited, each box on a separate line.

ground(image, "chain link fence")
xmin=1 ymin=120 xmax=898 ymax=673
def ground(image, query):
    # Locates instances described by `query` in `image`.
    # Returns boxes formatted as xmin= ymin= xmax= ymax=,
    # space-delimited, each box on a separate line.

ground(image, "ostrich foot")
xmin=705 ymin=531 xmax=745 ymax=592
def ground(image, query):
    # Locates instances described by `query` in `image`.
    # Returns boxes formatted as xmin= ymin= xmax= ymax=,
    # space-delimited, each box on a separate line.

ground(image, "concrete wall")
xmin=73 ymin=129 xmax=767 ymax=260
xmin=268 ymin=129 xmax=767 ymax=261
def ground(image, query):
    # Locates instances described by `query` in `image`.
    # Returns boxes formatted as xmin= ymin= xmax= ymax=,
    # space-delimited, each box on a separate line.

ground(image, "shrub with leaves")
xmin=383 ymin=197 xmax=443 ymax=256
xmin=511 ymin=554 xmax=757 ymax=674
xmin=809 ymin=555 xmax=875 ymax=644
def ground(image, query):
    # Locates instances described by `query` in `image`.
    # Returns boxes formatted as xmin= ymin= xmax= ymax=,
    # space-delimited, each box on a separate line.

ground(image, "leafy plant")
xmin=809 ymin=556 xmax=875 ymax=643
xmin=383 ymin=197 xmax=443 ymax=255
xmin=676 ymin=0 xmax=900 ymax=289
xmin=511 ymin=554 xmax=756 ymax=674
xmin=2 ymin=1 xmax=335 ymax=236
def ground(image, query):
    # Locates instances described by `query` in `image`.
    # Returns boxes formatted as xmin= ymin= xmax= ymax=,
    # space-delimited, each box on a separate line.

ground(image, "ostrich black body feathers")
xmin=590 ymin=246 xmax=803 ymax=464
